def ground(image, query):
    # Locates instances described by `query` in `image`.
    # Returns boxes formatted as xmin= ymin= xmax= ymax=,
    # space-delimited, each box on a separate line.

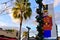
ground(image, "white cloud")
xmin=30 ymin=30 xmax=38 ymax=37
xmin=0 ymin=21 xmax=8 ymax=29
xmin=0 ymin=22 xmax=26 ymax=31
xmin=43 ymin=0 xmax=60 ymax=7
xmin=0 ymin=22 xmax=7 ymax=26
xmin=43 ymin=0 xmax=54 ymax=5
xmin=54 ymin=0 xmax=60 ymax=7
xmin=32 ymin=20 xmax=38 ymax=26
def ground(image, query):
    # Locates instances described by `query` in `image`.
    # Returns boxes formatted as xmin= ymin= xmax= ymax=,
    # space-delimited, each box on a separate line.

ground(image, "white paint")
xmin=48 ymin=3 xmax=57 ymax=39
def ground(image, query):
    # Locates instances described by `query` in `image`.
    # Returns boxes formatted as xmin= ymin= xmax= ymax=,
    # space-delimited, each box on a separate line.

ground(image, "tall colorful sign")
xmin=43 ymin=5 xmax=53 ymax=38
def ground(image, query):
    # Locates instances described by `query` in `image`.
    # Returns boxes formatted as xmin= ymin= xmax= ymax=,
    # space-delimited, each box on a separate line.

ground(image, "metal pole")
xmin=56 ymin=25 xmax=58 ymax=40
xmin=26 ymin=26 xmax=31 ymax=40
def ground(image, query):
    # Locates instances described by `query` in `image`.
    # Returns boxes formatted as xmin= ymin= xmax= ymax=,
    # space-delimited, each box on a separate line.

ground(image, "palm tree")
xmin=22 ymin=31 xmax=28 ymax=37
xmin=12 ymin=0 xmax=32 ymax=40
xmin=22 ymin=31 xmax=28 ymax=40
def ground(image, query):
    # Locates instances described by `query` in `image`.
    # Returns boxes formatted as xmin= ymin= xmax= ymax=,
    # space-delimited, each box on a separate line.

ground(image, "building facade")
xmin=0 ymin=28 xmax=18 ymax=40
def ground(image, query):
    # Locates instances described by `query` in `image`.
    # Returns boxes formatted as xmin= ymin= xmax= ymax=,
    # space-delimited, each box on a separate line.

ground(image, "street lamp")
xmin=26 ymin=26 xmax=31 ymax=40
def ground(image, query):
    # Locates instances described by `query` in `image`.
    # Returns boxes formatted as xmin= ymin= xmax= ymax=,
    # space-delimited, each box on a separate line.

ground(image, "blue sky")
xmin=0 ymin=0 xmax=60 ymax=37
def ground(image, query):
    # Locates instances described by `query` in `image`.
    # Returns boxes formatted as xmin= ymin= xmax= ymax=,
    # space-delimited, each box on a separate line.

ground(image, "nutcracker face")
xmin=43 ymin=5 xmax=48 ymax=16
xmin=43 ymin=16 xmax=53 ymax=30
xmin=43 ymin=10 xmax=48 ymax=16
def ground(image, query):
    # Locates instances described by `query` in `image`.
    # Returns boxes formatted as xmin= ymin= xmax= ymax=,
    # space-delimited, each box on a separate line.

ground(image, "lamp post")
xmin=26 ymin=26 xmax=31 ymax=40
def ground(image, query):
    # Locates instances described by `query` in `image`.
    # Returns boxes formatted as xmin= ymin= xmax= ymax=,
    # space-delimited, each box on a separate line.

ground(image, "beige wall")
xmin=58 ymin=37 xmax=60 ymax=40
xmin=0 ymin=30 xmax=18 ymax=38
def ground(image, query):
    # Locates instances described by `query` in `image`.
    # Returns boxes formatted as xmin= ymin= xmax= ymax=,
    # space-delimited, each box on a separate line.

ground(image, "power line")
xmin=0 ymin=0 xmax=14 ymax=4
xmin=0 ymin=0 xmax=14 ymax=15
xmin=0 ymin=0 xmax=38 ymax=16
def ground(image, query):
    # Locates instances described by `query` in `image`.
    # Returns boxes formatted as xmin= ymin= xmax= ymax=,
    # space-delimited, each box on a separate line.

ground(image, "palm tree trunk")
xmin=19 ymin=12 xmax=23 ymax=40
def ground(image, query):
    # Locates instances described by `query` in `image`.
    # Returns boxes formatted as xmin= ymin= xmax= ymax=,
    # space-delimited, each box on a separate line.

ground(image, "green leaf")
xmin=12 ymin=0 xmax=32 ymax=20
xmin=24 ymin=13 xmax=27 ymax=19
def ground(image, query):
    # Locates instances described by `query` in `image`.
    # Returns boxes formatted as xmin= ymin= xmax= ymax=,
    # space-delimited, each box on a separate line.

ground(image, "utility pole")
xmin=26 ymin=26 xmax=31 ymax=40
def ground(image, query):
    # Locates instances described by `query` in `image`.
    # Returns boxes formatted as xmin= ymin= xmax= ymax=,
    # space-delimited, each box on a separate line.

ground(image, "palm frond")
xmin=27 ymin=2 xmax=31 ymax=6
xmin=13 ymin=10 xmax=18 ymax=19
xmin=22 ymin=31 xmax=28 ymax=37
xmin=12 ymin=9 xmax=20 ymax=19
xmin=24 ymin=13 xmax=27 ymax=19
xmin=26 ymin=7 xmax=32 ymax=17
xmin=12 ymin=7 xmax=20 ymax=11
xmin=12 ymin=0 xmax=32 ymax=20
